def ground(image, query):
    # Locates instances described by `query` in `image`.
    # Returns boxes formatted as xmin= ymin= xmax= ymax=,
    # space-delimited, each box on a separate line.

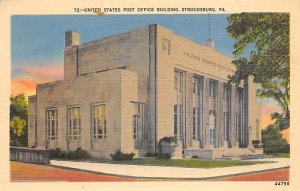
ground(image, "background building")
xmin=28 ymin=24 xmax=262 ymax=159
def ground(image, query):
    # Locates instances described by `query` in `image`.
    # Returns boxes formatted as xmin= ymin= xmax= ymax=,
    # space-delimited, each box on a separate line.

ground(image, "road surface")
xmin=10 ymin=161 xmax=289 ymax=182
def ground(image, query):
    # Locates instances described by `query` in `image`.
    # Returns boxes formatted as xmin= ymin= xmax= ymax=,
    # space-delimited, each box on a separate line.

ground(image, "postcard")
xmin=0 ymin=0 xmax=299 ymax=191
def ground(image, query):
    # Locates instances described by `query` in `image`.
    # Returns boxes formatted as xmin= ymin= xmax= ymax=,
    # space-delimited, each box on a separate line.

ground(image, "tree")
xmin=10 ymin=116 xmax=26 ymax=137
xmin=227 ymin=13 xmax=289 ymax=129
xmin=10 ymin=94 xmax=28 ymax=120
xmin=262 ymin=125 xmax=289 ymax=154
xmin=10 ymin=94 xmax=28 ymax=146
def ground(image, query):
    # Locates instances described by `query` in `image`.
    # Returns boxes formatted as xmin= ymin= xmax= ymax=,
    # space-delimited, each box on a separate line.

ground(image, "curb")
xmin=49 ymin=163 xmax=290 ymax=180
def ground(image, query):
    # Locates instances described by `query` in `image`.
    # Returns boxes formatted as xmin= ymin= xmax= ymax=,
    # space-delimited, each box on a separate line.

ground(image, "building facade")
xmin=28 ymin=24 xmax=262 ymax=159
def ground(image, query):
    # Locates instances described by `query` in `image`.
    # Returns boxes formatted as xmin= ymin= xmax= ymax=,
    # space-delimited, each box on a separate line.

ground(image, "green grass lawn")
xmin=107 ymin=159 xmax=271 ymax=168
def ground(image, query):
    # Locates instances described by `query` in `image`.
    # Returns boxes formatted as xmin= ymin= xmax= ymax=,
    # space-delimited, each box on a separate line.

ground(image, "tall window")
xmin=131 ymin=102 xmax=144 ymax=148
xmin=91 ymin=104 xmax=106 ymax=139
xmin=133 ymin=115 xmax=139 ymax=139
xmin=46 ymin=109 xmax=58 ymax=140
xmin=192 ymin=75 xmax=203 ymax=141
xmin=236 ymin=88 xmax=243 ymax=144
xmin=209 ymin=81 xmax=217 ymax=146
xmin=174 ymin=70 xmax=185 ymax=140
xmin=174 ymin=105 xmax=178 ymax=136
xmin=209 ymin=110 xmax=216 ymax=145
xmin=67 ymin=107 xmax=81 ymax=140
xmin=192 ymin=108 xmax=196 ymax=140
xmin=235 ymin=114 xmax=239 ymax=146
xmin=209 ymin=81 xmax=217 ymax=100
xmin=223 ymin=84 xmax=231 ymax=142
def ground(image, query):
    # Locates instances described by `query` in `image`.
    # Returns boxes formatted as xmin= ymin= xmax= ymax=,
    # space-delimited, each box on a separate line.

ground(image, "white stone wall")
xmin=63 ymin=25 xmax=156 ymax=152
xmin=33 ymin=69 xmax=138 ymax=158
xmin=120 ymin=71 xmax=138 ymax=154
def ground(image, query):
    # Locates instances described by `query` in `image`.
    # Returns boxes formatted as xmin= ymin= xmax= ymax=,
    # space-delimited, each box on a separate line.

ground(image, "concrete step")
xmin=240 ymin=155 xmax=265 ymax=160
xmin=214 ymin=157 xmax=233 ymax=160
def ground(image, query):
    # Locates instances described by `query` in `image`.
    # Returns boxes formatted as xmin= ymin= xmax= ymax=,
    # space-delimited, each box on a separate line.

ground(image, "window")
xmin=46 ymin=109 xmax=58 ymax=140
xmin=223 ymin=112 xmax=229 ymax=141
xmin=223 ymin=85 xmax=230 ymax=102
xmin=209 ymin=81 xmax=217 ymax=146
xmin=174 ymin=72 xmax=178 ymax=90
xmin=133 ymin=115 xmax=139 ymax=139
xmin=174 ymin=70 xmax=185 ymax=141
xmin=131 ymin=102 xmax=144 ymax=144
xmin=236 ymin=114 xmax=241 ymax=142
xmin=209 ymin=110 xmax=216 ymax=146
xmin=174 ymin=104 xmax=183 ymax=140
xmin=209 ymin=81 xmax=217 ymax=99
xmin=192 ymin=75 xmax=203 ymax=141
xmin=237 ymin=88 xmax=243 ymax=104
xmin=236 ymin=88 xmax=243 ymax=144
xmin=223 ymin=84 xmax=231 ymax=142
xmin=91 ymin=104 xmax=106 ymax=139
xmin=174 ymin=105 xmax=178 ymax=136
xmin=192 ymin=108 xmax=196 ymax=140
xmin=193 ymin=77 xmax=196 ymax=94
xmin=174 ymin=70 xmax=184 ymax=91
xmin=67 ymin=107 xmax=81 ymax=140
xmin=209 ymin=129 xmax=215 ymax=145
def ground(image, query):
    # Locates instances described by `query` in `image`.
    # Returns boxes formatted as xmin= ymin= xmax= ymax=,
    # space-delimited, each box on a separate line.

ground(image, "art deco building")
xmin=28 ymin=24 xmax=262 ymax=159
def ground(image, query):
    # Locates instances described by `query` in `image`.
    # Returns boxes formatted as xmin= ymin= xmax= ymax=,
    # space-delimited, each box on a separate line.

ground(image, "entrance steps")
xmin=183 ymin=147 xmax=264 ymax=160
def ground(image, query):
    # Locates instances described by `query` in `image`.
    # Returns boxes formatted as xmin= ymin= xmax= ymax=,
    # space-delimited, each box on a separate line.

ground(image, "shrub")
xmin=262 ymin=125 xmax=290 ymax=154
xmin=50 ymin=147 xmax=91 ymax=160
xmin=110 ymin=150 xmax=135 ymax=161
xmin=75 ymin=147 xmax=91 ymax=159
xmin=157 ymin=136 xmax=177 ymax=154
xmin=67 ymin=151 xmax=76 ymax=159
xmin=145 ymin=151 xmax=171 ymax=160
xmin=158 ymin=136 xmax=177 ymax=144
xmin=155 ymin=136 xmax=178 ymax=160
xmin=50 ymin=148 xmax=62 ymax=158
xmin=145 ymin=152 xmax=158 ymax=157
xmin=60 ymin=151 xmax=68 ymax=158
xmin=192 ymin=155 xmax=198 ymax=159
xmin=263 ymin=144 xmax=290 ymax=154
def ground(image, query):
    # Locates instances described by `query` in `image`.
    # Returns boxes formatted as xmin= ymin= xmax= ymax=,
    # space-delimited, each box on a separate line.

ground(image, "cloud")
xmin=14 ymin=64 xmax=64 ymax=82
xmin=11 ymin=64 xmax=64 ymax=97
xmin=22 ymin=66 xmax=63 ymax=79
xmin=11 ymin=79 xmax=36 ymax=96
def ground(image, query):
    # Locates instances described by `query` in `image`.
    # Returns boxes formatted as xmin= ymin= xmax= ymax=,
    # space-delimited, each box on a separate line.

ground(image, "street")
xmin=10 ymin=161 xmax=289 ymax=182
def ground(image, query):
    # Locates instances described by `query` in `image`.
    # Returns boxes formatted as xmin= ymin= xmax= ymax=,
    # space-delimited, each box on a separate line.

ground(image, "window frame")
xmin=91 ymin=103 xmax=106 ymax=140
xmin=132 ymin=115 xmax=139 ymax=140
xmin=67 ymin=106 xmax=81 ymax=140
xmin=192 ymin=75 xmax=204 ymax=141
xmin=45 ymin=108 xmax=58 ymax=140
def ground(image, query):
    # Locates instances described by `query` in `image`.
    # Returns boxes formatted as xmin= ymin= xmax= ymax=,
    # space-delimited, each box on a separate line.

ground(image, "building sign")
xmin=183 ymin=51 xmax=235 ymax=73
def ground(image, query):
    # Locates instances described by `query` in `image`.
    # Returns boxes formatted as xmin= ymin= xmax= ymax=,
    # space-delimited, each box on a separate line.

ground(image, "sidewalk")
xmin=50 ymin=158 xmax=289 ymax=179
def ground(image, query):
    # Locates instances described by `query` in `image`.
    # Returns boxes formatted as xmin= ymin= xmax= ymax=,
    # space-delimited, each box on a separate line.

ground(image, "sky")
xmin=12 ymin=14 xmax=238 ymax=98
xmin=11 ymin=14 xmax=288 ymax=141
